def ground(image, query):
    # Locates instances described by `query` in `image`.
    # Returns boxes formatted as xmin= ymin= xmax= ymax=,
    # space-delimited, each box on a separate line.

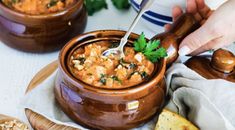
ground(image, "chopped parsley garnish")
xmin=118 ymin=58 xmax=129 ymax=69
xmin=140 ymin=71 xmax=149 ymax=80
xmin=129 ymin=63 xmax=137 ymax=69
xmin=84 ymin=0 xmax=108 ymax=16
xmin=47 ymin=0 xmax=58 ymax=8
xmin=78 ymin=57 xmax=86 ymax=65
xmin=99 ymin=74 xmax=107 ymax=85
xmin=111 ymin=76 xmax=122 ymax=83
xmin=129 ymin=71 xmax=149 ymax=80
xmin=111 ymin=0 xmax=130 ymax=10
xmin=134 ymin=33 xmax=167 ymax=63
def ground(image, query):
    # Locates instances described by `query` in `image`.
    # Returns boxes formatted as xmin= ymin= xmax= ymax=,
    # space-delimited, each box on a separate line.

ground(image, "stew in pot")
xmin=68 ymin=41 xmax=155 ymax=89
xmin=2 ymin=0 xmax=76 ymax=15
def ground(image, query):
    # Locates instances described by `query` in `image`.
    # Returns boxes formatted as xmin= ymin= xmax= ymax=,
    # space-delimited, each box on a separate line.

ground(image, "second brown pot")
xmin=0 ymin=0 xmax=87 ymax=53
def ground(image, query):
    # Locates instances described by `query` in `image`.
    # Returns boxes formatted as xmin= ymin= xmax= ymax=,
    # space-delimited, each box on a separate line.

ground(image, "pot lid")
xmin=185 ymin=49 xmax=235 ymax=83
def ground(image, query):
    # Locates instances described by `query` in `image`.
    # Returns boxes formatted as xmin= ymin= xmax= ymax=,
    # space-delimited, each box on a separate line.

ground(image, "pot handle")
xmin=151 ymin=13 xmax=200 ymax=66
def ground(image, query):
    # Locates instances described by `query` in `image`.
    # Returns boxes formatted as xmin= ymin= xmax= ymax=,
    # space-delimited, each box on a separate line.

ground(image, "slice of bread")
xmin=155 ymin=109 xmax=199 ymax=130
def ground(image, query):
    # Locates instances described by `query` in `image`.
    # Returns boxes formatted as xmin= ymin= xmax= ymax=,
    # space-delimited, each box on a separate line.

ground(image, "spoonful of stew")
xmin=102 ymin=0 xmax=155 ymax=57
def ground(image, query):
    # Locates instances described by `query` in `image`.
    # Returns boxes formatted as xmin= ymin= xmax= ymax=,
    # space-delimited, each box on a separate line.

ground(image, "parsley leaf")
xmin=111 ymin=0 xmax=130 ymax=10
xmin=134 ymin=33 xmax=167 ymax=63
xmin=84 ymin=0 xmax=108 ymax=16
xmin=143 ymin=47 xmax=167 ymax=62
xmin=134 ymin=32 xmax=147 ymax=52
xmin=145 ymin=40 xmax=160 ymax=52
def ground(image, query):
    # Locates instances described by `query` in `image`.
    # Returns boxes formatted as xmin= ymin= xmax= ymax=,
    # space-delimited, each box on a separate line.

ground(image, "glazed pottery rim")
xmin=0 ymin=0 xmax=83 ymax=19
xmin=59 ymin=30 xmax=166 ymax=94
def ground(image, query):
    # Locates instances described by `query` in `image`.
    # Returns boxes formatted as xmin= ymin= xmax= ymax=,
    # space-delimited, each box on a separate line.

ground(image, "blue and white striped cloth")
xmin=130 ymin=0 xmax=173 ymax=27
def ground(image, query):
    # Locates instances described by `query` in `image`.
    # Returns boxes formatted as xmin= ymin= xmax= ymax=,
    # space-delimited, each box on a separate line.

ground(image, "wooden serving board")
xmin=25 ymin=61 xmax=78 ymax=130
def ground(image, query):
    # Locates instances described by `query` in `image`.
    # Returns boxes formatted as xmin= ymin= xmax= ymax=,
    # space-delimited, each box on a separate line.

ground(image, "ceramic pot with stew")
xmin=54 ymin=13 xmax=200 ymax=130
xmin=0 ymin=0 xmax=87 ymax=53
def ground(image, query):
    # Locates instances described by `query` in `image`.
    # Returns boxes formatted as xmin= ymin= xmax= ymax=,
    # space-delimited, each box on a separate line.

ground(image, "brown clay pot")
xmin=185 ymin=49 xmax=235 ymax=82
xmin=55 ymin=13 xmax=199 ymax=130
xmin=0 ymin=0 xmax=87 ymax=53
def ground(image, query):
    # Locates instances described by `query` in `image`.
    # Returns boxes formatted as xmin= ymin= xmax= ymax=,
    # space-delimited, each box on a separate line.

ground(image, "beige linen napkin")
xmin=165 ymin=63 xmax=235 ymax=130
xmin=21 ymin=63 xmax=235 ymax=130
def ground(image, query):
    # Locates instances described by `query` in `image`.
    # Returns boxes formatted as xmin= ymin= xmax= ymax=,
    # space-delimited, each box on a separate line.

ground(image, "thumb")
xmin=178 ymin=25 xmax=219 ymax=56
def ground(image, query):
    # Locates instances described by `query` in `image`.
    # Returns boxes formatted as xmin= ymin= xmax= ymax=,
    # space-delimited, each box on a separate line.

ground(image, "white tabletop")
xmin=0 ymin=0 xmax=234 ymax=127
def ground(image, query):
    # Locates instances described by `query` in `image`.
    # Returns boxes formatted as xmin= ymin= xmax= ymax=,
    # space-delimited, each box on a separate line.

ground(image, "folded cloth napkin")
xmin=165 ymin=63 xmax=235 ymax=130
xmin=21 ymin=63 xmax=235 ymax=130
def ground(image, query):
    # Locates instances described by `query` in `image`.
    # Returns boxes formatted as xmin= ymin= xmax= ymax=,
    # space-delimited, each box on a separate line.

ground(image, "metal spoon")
xmin=102 ymin=0 xmax=154 ymax=57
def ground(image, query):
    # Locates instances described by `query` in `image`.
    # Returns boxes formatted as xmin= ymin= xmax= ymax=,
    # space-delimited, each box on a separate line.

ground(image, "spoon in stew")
xmin=102 ymin=0 xmax=155 ymax=57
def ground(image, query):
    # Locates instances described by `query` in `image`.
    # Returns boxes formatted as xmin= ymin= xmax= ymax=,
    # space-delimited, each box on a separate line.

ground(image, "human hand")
xmin=165 ymin=0 xmax=235 ymax=56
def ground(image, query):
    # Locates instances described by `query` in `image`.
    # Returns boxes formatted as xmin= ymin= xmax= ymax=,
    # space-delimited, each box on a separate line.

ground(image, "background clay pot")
xmin=0 ymin=0 xmax=87 ymax=53
xmin=55 ymin=14 xmax=199 ymax=130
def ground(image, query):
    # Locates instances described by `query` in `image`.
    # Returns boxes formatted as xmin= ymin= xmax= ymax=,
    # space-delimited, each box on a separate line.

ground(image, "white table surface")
xmin=0 ymin=0 xmax=234 ymax=128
